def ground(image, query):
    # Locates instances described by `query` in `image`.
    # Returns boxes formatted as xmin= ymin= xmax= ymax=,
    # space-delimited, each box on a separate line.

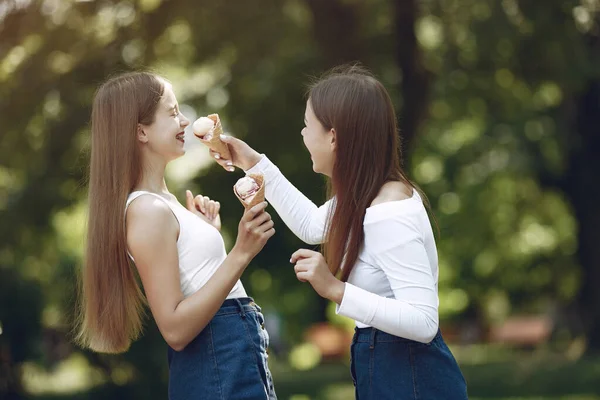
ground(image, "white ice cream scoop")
xmin=235 ymin=176 xmax=260 ymax=200
xmin=192 ymin=117 xmax=215 ymax=140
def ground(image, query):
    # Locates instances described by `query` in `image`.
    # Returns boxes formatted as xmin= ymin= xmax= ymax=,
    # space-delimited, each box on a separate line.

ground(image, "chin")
xmin=168 ymin=149 xmax=186 ymax=162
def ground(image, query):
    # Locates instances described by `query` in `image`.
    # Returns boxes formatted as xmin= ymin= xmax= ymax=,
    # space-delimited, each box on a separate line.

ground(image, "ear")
xmin=329 ymin=128 xmax=336 ymax=151
xmin=137 ymin=124 xmax=149 ymax=143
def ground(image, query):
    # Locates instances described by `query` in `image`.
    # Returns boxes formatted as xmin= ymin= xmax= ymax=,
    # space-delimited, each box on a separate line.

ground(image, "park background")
xmin=1 ymin=0 xmax=600 ymax=399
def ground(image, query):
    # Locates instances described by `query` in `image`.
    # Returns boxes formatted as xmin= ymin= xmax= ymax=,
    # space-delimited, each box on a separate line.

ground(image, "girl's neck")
xmin=134 ymin=159 xmax=169 ymax=195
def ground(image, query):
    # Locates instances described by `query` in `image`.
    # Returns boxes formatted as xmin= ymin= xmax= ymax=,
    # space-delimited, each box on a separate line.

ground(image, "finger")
xmin=247 ymin=213 xmax=271 ymax=233
xmin=242 ymin=202 xmax=268 ymax=222
xmin=209 ymin=150 xmax=232 ymax=170
xmin=290 ymin=249 xmax=318 ymax=263
xmin=185 ymin=190 xmax=195 ymax=212
xmin=195 ymin=195 xmax=206 ymax=213
xmin=214 ymin=201 xmax=220 ymax=217
xmin=262 ymin=228 xmax=275 ymax=239
xmin=204 ymin=200 xmax=212 ymax=219
xmin=220 ymin=134 xmax=242 ymax=147
xmin=209 ymin=149 xmax=222 ymax=160
xmin=219 ymin=134 xmax=232 ymax=143
xmin=209 ymin=147 xmax=233 ymax=167
xmin=296 ymin=271 xmax=309 ymax=283
xmin=294 ymin=258 xmax=311 ymax=267
xmin=208 ymin=200 xmax=218 ymax=220
xmin=208 ymin=201 xmax=216 ymax=219
xmin=259 ymin=220 xmax=274 ymax=233
xmin=294 ymin=264 xmax=308 ymax=274
xmin=203 ymin=196 xmax=211 ymax=215
xmin=248 ymin=211 xmax=271 ymax=228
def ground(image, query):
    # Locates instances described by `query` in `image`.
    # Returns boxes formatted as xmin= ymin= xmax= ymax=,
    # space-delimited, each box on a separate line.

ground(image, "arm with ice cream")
xmin=213 ymin=136 xmax=331 ymax=245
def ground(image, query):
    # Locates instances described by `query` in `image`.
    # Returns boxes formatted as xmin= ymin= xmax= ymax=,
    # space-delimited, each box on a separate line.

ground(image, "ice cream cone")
xmin=193 ymin=113 xmax=232 ymax=160
xmin=234 ymin=174 xmax=265 ymax=210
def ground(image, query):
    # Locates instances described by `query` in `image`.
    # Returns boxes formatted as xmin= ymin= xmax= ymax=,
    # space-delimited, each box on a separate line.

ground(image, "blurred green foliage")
xmin=1 ymin=0 xmax=599 ymax=398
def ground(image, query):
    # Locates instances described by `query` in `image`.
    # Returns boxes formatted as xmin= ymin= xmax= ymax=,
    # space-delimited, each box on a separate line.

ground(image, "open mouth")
xmin=176 ymin=132 xmax=185 ymax=143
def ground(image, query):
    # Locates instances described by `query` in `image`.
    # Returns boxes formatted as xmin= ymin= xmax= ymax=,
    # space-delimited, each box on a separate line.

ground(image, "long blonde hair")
xmin=76 ymin=72 xmax=165 ymax=353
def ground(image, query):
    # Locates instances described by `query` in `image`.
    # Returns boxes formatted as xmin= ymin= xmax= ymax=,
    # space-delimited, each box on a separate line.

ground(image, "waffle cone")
xmin=234 ymin=174 xmax=265 ymax=210
xmin=194 ymin=113 xmax=231 ymax=160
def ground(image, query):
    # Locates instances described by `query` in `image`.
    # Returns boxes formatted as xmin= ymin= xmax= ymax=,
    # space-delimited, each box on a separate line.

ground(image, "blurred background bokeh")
xmin=1 ymin=0 xmax=600 ymax=399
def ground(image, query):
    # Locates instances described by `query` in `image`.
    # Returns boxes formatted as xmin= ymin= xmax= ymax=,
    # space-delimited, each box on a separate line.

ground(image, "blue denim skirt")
xmin=167 ymin=297 xmax=277 ymax=400
xmin=350 ymin=328 xmax=468 ymax=400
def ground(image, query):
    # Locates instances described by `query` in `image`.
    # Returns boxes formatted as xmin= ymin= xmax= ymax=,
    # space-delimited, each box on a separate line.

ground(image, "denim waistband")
xmin=214 ymin=297 xmax=260 ymax=317
xmin=353 ymin=327 xmax=442 ymax=347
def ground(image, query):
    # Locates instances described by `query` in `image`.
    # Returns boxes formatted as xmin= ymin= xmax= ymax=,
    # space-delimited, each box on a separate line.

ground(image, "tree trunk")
xmin=304 ymin=0 xmax=364 ymax=67
xmin=394 ymin=0 xmax=431 ymax=158
xmin=567 ymin=77 xmax=600 ymax=353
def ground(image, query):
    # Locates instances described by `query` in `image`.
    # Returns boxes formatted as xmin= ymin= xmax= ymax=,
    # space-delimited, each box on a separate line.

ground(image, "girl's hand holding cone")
xmin=209 ymin=135 xmax=262 ymax=172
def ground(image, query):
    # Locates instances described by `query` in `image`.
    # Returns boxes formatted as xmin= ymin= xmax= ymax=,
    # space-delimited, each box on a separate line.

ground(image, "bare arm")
xmin=126 ymin=196 xmax=273 ymax=351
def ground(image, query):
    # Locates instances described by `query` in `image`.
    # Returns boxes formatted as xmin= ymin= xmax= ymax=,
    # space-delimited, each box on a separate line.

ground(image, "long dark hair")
xmin=309 ymin=65 xmax=422 ymax=282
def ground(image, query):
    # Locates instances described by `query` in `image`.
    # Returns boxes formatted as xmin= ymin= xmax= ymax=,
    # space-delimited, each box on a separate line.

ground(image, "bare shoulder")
xmin=127 ymin=194 xmax=173 ymax=223
xmin=370 ymin=181 xmax=414 ymax=207
xmin=126 ymin=195 xmax=178 ymax=242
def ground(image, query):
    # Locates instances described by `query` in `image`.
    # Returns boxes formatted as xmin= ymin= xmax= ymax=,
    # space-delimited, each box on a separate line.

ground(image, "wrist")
xmin=241 ymin=152 xmax=262 ymax=171
xmin=228 ymin=246 xmax=252 ymax=268
xmin=327 ymin=280 xmax=345 ymax=304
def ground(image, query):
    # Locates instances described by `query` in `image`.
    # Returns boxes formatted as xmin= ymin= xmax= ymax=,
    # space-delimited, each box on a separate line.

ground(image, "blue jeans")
xmin=167 ymin=297 xmax=277 ymax=400
xmin=350 ymin=328 xmax=468 ymax=399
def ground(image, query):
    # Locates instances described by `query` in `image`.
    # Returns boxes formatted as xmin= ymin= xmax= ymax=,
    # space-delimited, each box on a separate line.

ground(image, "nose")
xmin=301 ymin=127 xmax=306 ymax=136
xmin=180 ymin=113 xmax=190 ymax=128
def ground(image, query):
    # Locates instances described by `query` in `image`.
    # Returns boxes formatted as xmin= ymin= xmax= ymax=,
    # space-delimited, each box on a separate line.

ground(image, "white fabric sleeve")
xmin=246 ymin=155 xmax=331 ymax=245
xmin=336 ymin=215 xmax=439 ymax=343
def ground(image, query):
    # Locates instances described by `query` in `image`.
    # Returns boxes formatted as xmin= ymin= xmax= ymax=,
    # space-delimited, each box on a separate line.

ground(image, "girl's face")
xmin=138 ymin=83 xmax=190 ymax=162
xmin=301 ymin=100 xmax=335 ymax=177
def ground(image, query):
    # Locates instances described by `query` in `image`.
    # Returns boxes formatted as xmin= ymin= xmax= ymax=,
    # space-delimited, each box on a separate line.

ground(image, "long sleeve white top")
xmin=246 ymin=155 xmax=440 ymax=343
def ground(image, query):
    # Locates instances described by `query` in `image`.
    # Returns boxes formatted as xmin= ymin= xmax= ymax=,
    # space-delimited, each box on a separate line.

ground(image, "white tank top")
xmin=125 ymin=191 xmax=247 ymax=299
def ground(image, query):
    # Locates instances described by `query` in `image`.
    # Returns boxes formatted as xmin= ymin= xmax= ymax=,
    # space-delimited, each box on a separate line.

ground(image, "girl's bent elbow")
xmin=420 ymin=321 xmax=439 ymax=343
xmin=164 ymin=332 xmax=187 ymax=352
